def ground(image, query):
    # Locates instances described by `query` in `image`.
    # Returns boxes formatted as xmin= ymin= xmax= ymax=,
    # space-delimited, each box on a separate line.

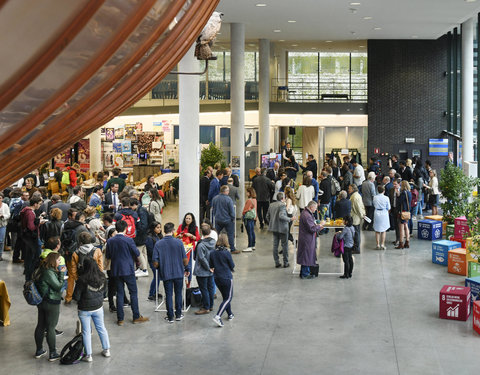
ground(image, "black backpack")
xmin=75 ymin=248 xmax=96 ymax=275
xmin=60 ymin=228 xmax=77 ymax=260
xmin=60 ymin=333 xmax=85 ymax=365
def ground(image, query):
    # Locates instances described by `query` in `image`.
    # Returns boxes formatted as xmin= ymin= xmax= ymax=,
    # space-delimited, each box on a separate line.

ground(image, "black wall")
xmin=368 ymin=37 xmax=448 ymax=172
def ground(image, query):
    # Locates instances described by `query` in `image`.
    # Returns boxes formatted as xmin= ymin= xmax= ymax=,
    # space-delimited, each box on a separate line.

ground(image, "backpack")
xmin=60 ymin=333 xmax=85 ymax=365
xmin=120 ymin=214 xmax=136 ymax=238
xmin=61 ymin=228 xmax=78 ymax=260
xmin=7 ymin=200 xmax=23 ymax=233
xmin=410 ymin=189 xmax=419 ymax=208
xmin=23 ymin=268 xmax=44 ymax=305
xmin=331 ymin=178 xmax=341 ymax=196
xmin=61 ymin=171 xmax=70 ymax=186
xmin=75 ymin=248 xmax=96 ymax=275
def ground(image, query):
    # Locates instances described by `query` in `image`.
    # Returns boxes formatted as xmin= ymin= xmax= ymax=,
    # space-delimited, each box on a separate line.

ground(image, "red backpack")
xmin=120 ymin=214 xmax=136 ymax=238
xmin=410 ymin=189 xmax=418 ymax=208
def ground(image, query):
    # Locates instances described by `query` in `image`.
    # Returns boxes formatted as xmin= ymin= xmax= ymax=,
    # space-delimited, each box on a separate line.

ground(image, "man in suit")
xmin=266 ymin=162 xmax=281 ymax=182
xmin=103 ymin=183 xmax=120 ymax=213
xmin=252 ymin=168 xmax=275 ymax=229
xmin=227 ymin=178 xmax=240 ymax=205
xmin=221 ymin=167 xmax=239 ymax=187
xmin=266 ymin=192 xmax=294 ymax=268
xmin=300 ymin=155 xmax=318 ymax=180
xmin=399 ymin=161 xmax=413 ymax=182
xmin=207 ymin=170 xmax=223 ymax=206
xmin=50 ymin=194 xmax=70 ymax=221
xmin=200 ymin=169 xmax=212 ymax=220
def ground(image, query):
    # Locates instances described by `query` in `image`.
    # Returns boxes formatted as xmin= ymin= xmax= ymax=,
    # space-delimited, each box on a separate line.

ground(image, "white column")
xmin=88 ymin=127 xmax=102 ymax=173
xmin=259 ymin=38 xmax=270 ymax=154
xmin=462 ymin=17 xmax=475 ymax=163
xmin=231 ymin=23 xmax=245 ymax=219
xmin=277 ymin=48 xmax=287 ymax=86
xmin=179 ymin=45 xmax=200 ymax=221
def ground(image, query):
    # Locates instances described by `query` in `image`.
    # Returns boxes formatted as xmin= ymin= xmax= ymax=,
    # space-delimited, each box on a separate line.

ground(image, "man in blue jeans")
xmin=211 ymin=185 xmax=239 ymax=253
xmin=153 ymin=222 xmax=189 ymax=323
xmin=106 ymin=220 xmax=149 ymax=326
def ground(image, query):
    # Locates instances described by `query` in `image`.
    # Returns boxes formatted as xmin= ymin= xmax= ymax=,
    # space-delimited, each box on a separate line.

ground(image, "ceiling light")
xmin=363 ymin=16 xmax=372 ymax=20
xmin=248 ymin=43 xmax=256 ymax=46
xmin=273 ymin=29 xmax=281 ymax=32
xmin=291 ymin=44 xmax=298 ymax=47
xmin=373 ymin=27 xmax=382 ymax=30
xmin=350 ymin=2 xmax=361 ymax=5
xmin=359 ymin=45 xmax=365 ymax=48
xmin=465 ymin=0 xmax=477 ymax=2
xmin=255 ymin=3 xmax=267 ymax=6
xmin=288 ymin=20 xmax=296 ymax=23
xmin=325 ymin=40 xmax=333 ymax=43
xmin=311 ymin=47 xmax=316 ymax=50
xmin=279 ymin=39 xmax=285 ymax=42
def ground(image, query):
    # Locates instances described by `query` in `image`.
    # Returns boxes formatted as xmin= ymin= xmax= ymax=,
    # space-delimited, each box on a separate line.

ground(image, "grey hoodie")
xmin=193 ymin=237 xmax=216 ymax=277
xmin=77 ymin=243 xmax=95 ymax=256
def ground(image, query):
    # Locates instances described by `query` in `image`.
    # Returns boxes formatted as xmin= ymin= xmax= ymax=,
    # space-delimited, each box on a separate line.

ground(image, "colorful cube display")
xmin=465 ymin=276 xmax=480 ymax=306
xmin=468 ymin=261 xmax=480 ymax=278
xmin=425 ymin=215 xmax=443 ymax=221
xmin=432 ymin=240 xmax=461 ymax=266
xmin=473 ymin=301 xmax=480 ymax=335
xmin=449 ymin=236 xmax=467 ymax=248
xmin=454 ymin=216 xmax=470 ymax=238
xmin=448 ymin=248 xmax=467 ymax=276
xmin=418 ymin=220 xmax=442 ymax=240
xmin=439 ymin=285 xmax=471 ymax=321
xmin=445 ymin=224 xmax=455 ymax=239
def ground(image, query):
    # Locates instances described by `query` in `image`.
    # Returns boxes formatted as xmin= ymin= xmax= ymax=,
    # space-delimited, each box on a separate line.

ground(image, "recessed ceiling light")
xmin=279 ymin=39 xmax=285 ymax=42
xmin=359 ymin=45 xmax=365 ymax=48
xmin=363 ymin=16 xmax=372 ymax=20
xmin=311 ymin=47 xmax=316 ymax=50
xmin=373 ymin=27 xmax=382 ymax=30
xmin=291 ymin=44 xmax=298 ymax=47
xmin=273 ymin=29 xmax=281 ymax=32
xmin=256 ymin=3 xmax=267 ymax=7
xmin=465 ymin=0 xmax=477 ymax=2
xmin=350 ymin=2 xmax=361 ymax=5
xmin=325 ymin=40 xmax=333 ymax=43
xmin=288 ymin=20 xmax=296 ymax=23
xmin=248 ymin=43 xmax=256 ymax=46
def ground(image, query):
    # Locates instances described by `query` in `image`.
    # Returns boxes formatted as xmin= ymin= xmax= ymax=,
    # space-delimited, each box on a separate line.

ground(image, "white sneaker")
xmin=213 ymin=315 xmax=224 ymax=327
xmin=82 ymin=355 xmax=92 ymax=362
xmin=242 ymin=247 xmax=253 ymax=252
xmin=102 ymin=349 xmax=110 ymax=357
xmin=135 ymin=270 xmax=149 ymax=277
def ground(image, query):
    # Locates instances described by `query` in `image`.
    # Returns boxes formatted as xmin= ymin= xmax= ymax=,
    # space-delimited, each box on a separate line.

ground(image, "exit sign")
xmin=405 ymin=138 xmax=415 ymax=143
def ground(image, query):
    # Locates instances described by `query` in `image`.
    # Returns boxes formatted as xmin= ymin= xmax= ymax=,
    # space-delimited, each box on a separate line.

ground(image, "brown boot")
xmin=195 ymin=308 xmax=210 ymax=315
xmin=395 ymin=242 xmax=404 ymax=249
xmin=404 ymin=240 xmax=410 ymax=248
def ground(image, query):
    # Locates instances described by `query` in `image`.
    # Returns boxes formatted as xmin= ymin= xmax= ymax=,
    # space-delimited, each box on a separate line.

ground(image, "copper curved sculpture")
xmin=0 ymin=0 xmax=219 ymax=188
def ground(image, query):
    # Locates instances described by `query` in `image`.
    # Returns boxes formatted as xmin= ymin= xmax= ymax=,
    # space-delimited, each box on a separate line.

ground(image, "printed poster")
xmin=106 ymin=128 xmax=115 ymax=141
xmin=77 ymin=139 xmax=90 ymax=172
xmin=122 ymin=141 xmax=132 ymax=154
xmin=113 ymin=142 xmax=123 ymax=153
xmin=54 ymin=148 xmax=71 ymax=169
xmin=135 ymin=122 xmax=143 ymax=132
xmin=114 ymin=127 xmax=124 ymax=140
xmin=125 ymin=125 xmax=136 ymax=140
xmin=123 ymin=154 xmax=135 ymax=168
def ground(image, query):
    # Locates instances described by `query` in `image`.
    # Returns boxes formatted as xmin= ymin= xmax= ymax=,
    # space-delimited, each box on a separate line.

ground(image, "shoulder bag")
xmin=400 ymin=191 xmax=411 ymax=221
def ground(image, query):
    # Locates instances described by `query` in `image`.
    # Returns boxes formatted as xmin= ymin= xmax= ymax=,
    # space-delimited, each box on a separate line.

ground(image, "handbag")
xmin=400 ymin=191 xmax=411 ymax=220
xmin=244 ymin=208 xmax=256 ymax=220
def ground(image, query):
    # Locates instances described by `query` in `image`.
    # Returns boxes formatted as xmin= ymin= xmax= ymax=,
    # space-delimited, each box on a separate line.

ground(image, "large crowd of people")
xmin=0 ymin=150 xmax=445 ymax=363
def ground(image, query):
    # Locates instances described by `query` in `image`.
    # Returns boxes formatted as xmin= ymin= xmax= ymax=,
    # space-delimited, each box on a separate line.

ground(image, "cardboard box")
xmin=418 ymin=220 xmax=443 ymax=240
xmin=473 ymin=301 xmax=480 ymax=335
xmin=465 ymin=276 xmax=480 ymax=306
xmin=439 ymin=285 xmax=471 ymax=321
xmin=454 ymin=216 xmax=470 ymax=238
xmin=425 ymin=215 xmax=443 ymax=221
xmin=445 ymin=224 xmax=455 ymax=239
xmin=448 ymin=248 xmax=467 ymax=276
xmin=432 ymin=240 xmax=461 ymax=266
xmin=449 ymin=236 xmax=467 ymax=248
xmin=468 ymin=261 xmax=480 ymax=278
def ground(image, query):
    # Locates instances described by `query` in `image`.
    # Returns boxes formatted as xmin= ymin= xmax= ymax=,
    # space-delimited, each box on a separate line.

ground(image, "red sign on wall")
xmin=374 ymin=148 xmax=379 ymax=154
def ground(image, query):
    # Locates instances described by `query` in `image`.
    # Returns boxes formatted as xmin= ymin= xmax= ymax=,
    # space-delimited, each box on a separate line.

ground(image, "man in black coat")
xmin=300 ymin=155 xmax=318 ymax=180
xmin=103 ymin=183 xmax=120 ymax=213
xmin=399 ymin=161 xmax=413 ymax=182
xmin=266 ymin=162 xmax=281 ymax=182
xmin=252 ymin=168 xmax=275 ymax=229
xmin=200 ymin=169 xmax=212 ymax=220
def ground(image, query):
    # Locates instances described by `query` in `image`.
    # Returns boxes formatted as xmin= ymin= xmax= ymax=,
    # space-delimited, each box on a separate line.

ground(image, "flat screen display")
xmin=261 ymin=153 xmax=282 ymax=169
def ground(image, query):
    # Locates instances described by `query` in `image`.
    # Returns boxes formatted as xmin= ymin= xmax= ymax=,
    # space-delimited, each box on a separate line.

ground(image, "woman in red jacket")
xmin=176 ymin=213 xmax=200 ymax=286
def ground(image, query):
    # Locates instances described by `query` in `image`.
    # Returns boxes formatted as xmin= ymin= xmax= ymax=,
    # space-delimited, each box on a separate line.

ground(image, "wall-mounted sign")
xmin=374 ymin=148 xmax=379 ymax=154
xmin=405 ymin=138 xmax=415 ymax=143
xmin=429 ymin=139 xmax=448 ymax=156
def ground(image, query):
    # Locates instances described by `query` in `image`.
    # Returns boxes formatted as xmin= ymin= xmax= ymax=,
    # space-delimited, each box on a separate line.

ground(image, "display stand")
xmin=154 ymin=248 xmax=192 ymax=313
xmin=291 ymin=225 xmax=345 ymax=276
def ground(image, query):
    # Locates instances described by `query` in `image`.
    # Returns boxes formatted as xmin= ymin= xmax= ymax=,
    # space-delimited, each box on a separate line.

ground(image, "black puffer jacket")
xmin=72 ymin=277 xmax=105 ymax=311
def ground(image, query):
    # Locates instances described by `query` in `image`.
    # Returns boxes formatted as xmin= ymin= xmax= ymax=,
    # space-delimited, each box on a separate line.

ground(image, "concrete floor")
xmin=0 ymin=202 xmax=478 ymax=375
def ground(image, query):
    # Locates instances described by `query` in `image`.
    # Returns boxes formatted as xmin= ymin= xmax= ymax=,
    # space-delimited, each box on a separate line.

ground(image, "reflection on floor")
xmin=0 ymin=201 xmax=477 ymax=375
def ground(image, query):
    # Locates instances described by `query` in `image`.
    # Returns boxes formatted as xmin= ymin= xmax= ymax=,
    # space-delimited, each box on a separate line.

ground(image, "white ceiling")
xmin=215 ymin=0 xmax=480 ymax=46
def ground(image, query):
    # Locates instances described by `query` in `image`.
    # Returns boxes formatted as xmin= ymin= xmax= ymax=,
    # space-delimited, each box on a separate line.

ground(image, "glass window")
xmin=174 ymin=125 xmax=179 ymax=141
xmin=220 ymin=127 xmax=230 ymax=147
xmin=199 ymin=126 xmax=215 ymax=144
